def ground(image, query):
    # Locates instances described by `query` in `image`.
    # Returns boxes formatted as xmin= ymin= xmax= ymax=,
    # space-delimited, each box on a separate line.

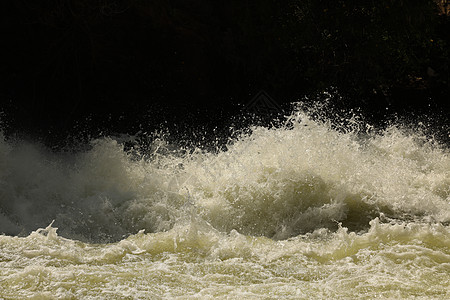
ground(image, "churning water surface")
xmin=0 ymin=104 xmax=449 ymax=299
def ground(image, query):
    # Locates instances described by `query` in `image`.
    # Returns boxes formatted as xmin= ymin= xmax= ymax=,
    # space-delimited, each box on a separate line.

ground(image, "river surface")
xmin=1 ymin=105 xmax=449 ymax=299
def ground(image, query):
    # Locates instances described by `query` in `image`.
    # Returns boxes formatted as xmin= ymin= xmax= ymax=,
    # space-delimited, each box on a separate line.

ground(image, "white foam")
xmin=0 ymin=106 xmax=448 ymax=242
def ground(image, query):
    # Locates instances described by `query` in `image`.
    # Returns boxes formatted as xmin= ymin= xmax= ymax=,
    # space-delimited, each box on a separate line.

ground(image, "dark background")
xmin=1 ymin=0 xmax=449 ymax=147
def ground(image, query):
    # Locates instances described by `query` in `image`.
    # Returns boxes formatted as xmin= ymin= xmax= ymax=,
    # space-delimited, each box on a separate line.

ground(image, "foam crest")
xmin=0 ymin=105 xmax=448 ymax=242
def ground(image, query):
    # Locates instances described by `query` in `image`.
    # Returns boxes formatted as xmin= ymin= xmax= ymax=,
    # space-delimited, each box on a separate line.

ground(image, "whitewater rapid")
xmin=0 ymin=104 xmax=449 ymax=298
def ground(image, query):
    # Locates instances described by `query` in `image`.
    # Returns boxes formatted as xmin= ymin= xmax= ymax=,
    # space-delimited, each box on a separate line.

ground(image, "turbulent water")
xmin=0 ymin=104 xmax=449 ymax=299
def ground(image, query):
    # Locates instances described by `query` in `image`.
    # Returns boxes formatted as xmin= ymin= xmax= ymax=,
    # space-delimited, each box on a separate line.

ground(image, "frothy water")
xmin=1 ymin=104 xmax=449 ymax=298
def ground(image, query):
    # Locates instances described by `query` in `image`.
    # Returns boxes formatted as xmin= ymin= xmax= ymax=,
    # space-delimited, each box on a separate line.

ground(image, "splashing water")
xmin=0 ymin=104 xmax=449 ymax=298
